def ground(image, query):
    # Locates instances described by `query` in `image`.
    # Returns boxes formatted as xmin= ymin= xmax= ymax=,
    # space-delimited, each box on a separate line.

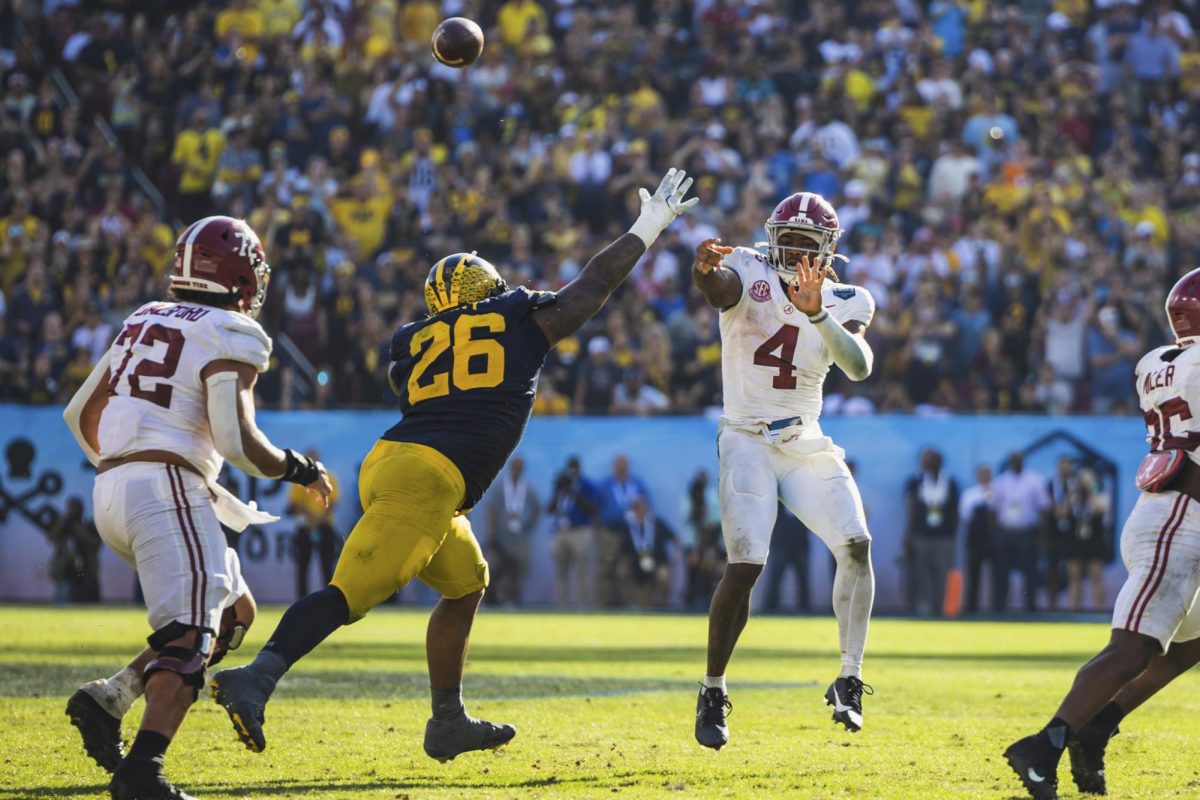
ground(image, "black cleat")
xmin=109 ymin=757 xmax=198 ymax=800
xmin=1068 ymin=722 xmax=1118 ymax=795
xmin=208 ymin=666 xmax=273 ymax=753
xmin=824 ymin=676 xmax=872 ymax=733
xmin=423 ymin=711 xmax=516 ymax=762
xmin=67 ymin=687 xmax=125 ymax=773
xmin=1004 ymin=733 xmax=1061 ymax=800
xmin=694 ymin=685 xmax=731 ymax=750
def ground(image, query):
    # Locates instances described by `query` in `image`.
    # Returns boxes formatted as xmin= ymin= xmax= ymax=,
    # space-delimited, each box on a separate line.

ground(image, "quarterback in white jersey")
xmin=61 ymin=216 xmax=331 ymax=800
xmin=1005 ymin=269 xmax=1200 ymax=800
xmin=691 ymin=191 xmax=876 ymax=750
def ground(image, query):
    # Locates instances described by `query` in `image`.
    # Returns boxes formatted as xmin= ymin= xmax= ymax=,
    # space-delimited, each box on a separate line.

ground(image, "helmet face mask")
xmin=763 ymin=192 xmax=844 ymax=284
xmin=424 ymin=252 xmax=508 ymax=315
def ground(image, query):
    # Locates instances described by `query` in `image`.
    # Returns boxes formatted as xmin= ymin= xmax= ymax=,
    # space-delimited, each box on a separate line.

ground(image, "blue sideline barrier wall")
xmin=0 ymin=406 xmax=1148 ymax=611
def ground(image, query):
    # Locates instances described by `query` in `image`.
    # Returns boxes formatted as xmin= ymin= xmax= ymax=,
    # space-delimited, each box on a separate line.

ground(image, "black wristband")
xmin=281 ymin=448 xmax=321 ymax=485
xmin=807 ymin=310 xmax=829 ymax=324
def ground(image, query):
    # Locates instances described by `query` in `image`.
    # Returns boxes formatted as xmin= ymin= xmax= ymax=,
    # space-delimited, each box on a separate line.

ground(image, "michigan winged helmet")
xmin=424 ymin=252 xmax=508 ymax=315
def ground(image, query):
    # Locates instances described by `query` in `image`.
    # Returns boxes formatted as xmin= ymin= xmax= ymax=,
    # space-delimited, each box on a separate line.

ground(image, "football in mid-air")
xmin=432 ymin=17 xmax=485 ymax=68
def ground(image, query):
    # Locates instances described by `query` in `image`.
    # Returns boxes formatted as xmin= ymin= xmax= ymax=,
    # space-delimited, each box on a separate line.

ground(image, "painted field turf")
xmin=2 ymin=607 xmax=1199 ymax=799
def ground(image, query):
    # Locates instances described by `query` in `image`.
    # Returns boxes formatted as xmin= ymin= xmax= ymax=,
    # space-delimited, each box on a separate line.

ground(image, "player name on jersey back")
xmin=98 ymin=302 xmax=272 ymax=481
xmin=717 ymin=246 xmax=875 ymax=425
xmin=1136 ymin=344 xmax=1200 ymax=458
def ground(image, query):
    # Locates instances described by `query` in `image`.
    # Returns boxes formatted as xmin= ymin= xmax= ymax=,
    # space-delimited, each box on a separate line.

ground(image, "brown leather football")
xmin=432 ymin=17 xmax=485 ymax=68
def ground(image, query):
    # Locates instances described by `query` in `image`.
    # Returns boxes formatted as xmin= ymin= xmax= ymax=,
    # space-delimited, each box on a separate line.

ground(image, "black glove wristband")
xmin=281 ymin=448 xmax=321 ymax=485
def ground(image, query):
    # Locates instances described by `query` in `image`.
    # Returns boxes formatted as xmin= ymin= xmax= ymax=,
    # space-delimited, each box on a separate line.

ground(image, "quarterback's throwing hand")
xmin=694 ymin=238 xmax=733 ymax=275
xmin=786 ymin=254 xmax=825 ymax=317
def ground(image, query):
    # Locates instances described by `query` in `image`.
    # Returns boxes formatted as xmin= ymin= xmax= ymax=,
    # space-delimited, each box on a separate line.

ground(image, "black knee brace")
xmin=144 ymin=623 xmax=214 ymax=702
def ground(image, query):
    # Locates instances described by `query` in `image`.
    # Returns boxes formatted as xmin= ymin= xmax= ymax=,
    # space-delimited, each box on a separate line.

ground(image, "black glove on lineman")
xmin=281 ymin=448 xmax=323 ymax=485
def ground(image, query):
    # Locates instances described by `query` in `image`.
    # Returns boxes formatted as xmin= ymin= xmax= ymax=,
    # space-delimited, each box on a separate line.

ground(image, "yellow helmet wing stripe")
xmin=447 ymin=255 xmax=469 ymax=308
xmin=432 ymin=257 xmax=449 ymax=310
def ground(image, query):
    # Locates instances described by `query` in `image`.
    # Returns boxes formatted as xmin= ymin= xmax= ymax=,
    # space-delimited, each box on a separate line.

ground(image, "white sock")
xmin=831 ymin=541 xmax=875 ymax=680
xmin=702 ymin=675 xmax=726 ymax=692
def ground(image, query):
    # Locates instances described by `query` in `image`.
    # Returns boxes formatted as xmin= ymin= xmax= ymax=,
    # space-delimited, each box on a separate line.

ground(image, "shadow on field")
xmin=0 ymin=662 xmax=815 ymax=700
xmin=0 ymin=771 xmax=653 ymax=798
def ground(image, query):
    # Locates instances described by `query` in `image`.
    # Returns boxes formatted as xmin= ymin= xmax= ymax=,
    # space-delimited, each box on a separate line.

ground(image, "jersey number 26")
xmin=408 ymin=313 xmax=506 ymax=403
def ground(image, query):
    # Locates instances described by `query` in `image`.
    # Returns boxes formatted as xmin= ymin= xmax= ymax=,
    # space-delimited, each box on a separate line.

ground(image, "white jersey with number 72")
xmin=716 ymin=246 xmax=875 ymax=426
xmin=98 ymin=301 xmax=272 ymax=481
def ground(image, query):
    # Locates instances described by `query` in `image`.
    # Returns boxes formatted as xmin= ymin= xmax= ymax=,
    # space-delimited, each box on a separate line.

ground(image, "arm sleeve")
xmin=205 ymin=370 xmax=273 ymax=479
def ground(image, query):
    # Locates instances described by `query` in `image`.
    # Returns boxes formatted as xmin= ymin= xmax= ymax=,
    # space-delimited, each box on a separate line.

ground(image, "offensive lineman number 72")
xmin=109 ymin=322 xmax=186 ymax=409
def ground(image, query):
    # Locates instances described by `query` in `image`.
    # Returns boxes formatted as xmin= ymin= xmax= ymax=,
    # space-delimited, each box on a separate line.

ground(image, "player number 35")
xmin=408 ymin=313 xmax=506 ymax=403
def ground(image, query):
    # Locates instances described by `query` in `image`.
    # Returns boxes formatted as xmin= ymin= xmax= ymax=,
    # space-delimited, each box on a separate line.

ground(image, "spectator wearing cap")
xmin=574 ymin=336 xmax=621 ymax=414
xmin=548 ymin=456 xmax=600 ymax=607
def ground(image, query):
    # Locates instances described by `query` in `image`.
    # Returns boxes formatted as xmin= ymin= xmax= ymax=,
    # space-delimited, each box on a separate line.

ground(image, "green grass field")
xmin=3 ymin=606 xmax=1200 ymax=799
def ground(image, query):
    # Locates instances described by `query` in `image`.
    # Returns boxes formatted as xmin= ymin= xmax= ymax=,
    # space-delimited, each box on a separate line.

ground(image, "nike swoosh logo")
xmin=1027 ymin=768 xmax=1045 ymax=783
xmin=829 ymin=689 xmax=853 ymax=713
xmin=824 ymin=304 xmax=835 ymax=308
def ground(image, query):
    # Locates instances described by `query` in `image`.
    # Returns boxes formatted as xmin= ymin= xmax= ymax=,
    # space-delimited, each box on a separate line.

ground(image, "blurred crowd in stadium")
xmin=0 ymin=0 xmax=1198 ymax=413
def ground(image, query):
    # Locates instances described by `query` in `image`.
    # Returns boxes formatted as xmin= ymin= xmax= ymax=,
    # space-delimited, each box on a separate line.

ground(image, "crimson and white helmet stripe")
xmin=180 ymin=215 xmax=226 ymax=278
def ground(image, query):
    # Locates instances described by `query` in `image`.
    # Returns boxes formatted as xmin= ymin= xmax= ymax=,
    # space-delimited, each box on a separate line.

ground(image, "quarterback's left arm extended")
xmin=810 ymin=314 xmax=873 ymax=381
xmin=62 ymin=353 xmax=113 ymax=466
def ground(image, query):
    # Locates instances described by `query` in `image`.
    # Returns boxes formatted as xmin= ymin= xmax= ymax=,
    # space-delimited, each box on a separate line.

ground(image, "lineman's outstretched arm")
xmin=534 ymin=168 xmax=697 ymax=346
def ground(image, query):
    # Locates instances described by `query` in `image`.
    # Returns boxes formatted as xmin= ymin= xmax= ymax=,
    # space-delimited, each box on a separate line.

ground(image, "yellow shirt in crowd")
xmin=330 ymin=193 xmax=391 ymax=261
xmin=498 ymin=0 xmax=547 ymax=47
xmin=401 ymin=0 xmax=439 ymax=43
xmin=256 ymin=0 xmax=300 ymax=39
xmin=214 ymin=7 xmax=264 ymax=60
xmin=172 ymin=128 xmax=225 ymax=194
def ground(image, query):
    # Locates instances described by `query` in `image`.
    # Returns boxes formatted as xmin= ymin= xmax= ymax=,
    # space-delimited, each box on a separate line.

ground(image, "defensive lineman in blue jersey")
xmin=211 ymin=169 xmax=697 ymax=764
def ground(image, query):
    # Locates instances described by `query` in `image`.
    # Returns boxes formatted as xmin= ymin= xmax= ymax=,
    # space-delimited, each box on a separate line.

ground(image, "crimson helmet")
xmin=1166 ymin=267 xmax=1200 ymax=345
xmin=171 ymin=216 xmax=270 ymax=318
xmin=763 ymin=192 xmax=846 ymax=282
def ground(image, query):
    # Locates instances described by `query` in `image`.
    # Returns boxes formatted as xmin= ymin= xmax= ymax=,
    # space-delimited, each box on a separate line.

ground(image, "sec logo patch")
xmin=749 ymin=280 xmax=772 ymax=302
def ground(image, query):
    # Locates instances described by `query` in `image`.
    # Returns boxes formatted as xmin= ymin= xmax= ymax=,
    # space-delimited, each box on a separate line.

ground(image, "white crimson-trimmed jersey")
xmin=98 ymin=301 xmax=272 ymax=481
xmin=1135 ymin=343 xmax=1200 ymax=464
xmin=718 ymin=246 xmax=875 ymax=425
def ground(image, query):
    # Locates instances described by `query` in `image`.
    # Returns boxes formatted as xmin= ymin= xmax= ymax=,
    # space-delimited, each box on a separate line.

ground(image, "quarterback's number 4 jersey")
xmin=718 ymin=247 xmax=875 ymax=424
xmin=99 ymin=302 xmax=272 ymax=481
